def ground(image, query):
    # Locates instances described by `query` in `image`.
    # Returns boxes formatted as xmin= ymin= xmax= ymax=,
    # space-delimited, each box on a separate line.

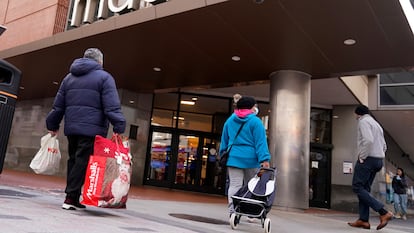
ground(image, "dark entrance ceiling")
xmin=1 ymin=0 xmax=414 ymax=101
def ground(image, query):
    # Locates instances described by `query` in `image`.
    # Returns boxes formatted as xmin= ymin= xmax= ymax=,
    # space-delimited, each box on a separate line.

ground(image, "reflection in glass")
xmin=380 ymin=72 xmax=414 ymax=84
xmin=176 ymin=135 xmax=199 ymax=184
xmin=310 ymin=109 xmax=331 ymax=144
xmin=180 ymin=94 xmax=228 ymax=115
xmin=151 ymin=109 xmax=176 ymax=127
xmin=201 ymin=138 xmax=225 ymax=191
xmin=148 ymin=132 xmax=172 ymax=181
xmin=380 ymin=86 xmax=414 ymax=105
xmin=379 ymin=72 xmax=414 ymax=106
xmin=177 ymin=112 xmax=212 ymax=132
xmin=256 ymin=102 xmax=270 ymax=131
xmin=153 ymin=93 xmax=179 ymax=110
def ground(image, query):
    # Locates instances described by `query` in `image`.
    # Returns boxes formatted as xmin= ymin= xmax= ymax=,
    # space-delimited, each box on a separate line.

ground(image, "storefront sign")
xmin=70 ymin=0 xmax=141 ymax=27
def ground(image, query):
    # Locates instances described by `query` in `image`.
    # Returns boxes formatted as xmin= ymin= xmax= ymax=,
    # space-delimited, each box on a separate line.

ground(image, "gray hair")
xmin=83 ymin=48 xmax=103 ymax=65
xmin=233 ymin=93 xmax=242 ymax=104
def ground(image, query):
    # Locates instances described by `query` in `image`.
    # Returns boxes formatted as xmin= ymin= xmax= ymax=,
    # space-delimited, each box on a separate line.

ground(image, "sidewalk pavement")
xmin=1 ymin=169 xmax=413 ymax=233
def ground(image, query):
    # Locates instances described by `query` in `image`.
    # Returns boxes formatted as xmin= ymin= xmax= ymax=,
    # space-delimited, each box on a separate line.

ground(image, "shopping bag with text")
xmin=29 ymin=133 xmax=61 ymax=175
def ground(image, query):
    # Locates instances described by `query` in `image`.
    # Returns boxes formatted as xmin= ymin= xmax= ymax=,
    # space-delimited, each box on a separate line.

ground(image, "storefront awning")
xmin=0 ymin=0 xmax=413 ymax=101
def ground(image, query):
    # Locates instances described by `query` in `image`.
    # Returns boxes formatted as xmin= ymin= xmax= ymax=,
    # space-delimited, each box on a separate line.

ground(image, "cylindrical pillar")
xmin=268 ymin=70 xmax=311 ymax=210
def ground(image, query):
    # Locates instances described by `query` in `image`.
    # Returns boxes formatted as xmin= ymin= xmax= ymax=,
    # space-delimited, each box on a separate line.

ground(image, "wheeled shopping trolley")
xmin=230 ymin=167 xmax=277 ymax=233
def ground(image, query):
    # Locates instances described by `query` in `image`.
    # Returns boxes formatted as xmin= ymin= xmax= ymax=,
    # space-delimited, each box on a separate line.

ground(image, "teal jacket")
xmin=219 ymin=113 xmax=271 ymax=168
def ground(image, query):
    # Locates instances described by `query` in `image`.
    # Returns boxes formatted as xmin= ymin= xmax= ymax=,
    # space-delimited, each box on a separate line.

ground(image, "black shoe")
xmin=74 ymin=201 xmax=86 ymax=209
xmin=62 ymin=198 xmax=85 ymax=210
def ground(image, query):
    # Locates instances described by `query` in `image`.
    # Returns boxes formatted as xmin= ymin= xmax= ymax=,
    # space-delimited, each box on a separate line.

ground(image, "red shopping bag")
xmin=93 ymin=135 xmax=131 ymax=162
xmin=81 ymin=134 xmax=131 ymax=208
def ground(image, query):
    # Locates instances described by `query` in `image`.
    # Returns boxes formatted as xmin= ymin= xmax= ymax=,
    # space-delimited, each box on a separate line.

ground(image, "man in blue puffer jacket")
xmin=46 ymin=48 xmax=126 ymax=210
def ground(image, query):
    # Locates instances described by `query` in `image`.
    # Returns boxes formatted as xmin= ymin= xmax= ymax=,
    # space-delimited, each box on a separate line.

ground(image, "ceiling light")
xmin=19 ymin=86 xmax=25 ymax=90
xmin=180 ymin=100 xmax=195 ymax=105
xmin=191 ymin=97 xmax=198 ymax=101
xmin=343 ymin=39 xmax=356 ymax=46
xmin=52 ymin=81 xmax=59 ymax=85
xmin=129 ymin=100 xmax=135 ymax=104
xmin=173 ymin=116 xmax=185 ymax=120
xmin=232 ymin=56 xmax=241 ymax=61
xmin=153 ymin=67 xmax=161 ymax=72
xmin=399 ymin=0 xmax=414 ymax=35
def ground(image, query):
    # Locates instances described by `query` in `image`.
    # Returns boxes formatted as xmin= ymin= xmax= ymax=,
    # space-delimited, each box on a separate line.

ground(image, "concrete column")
xmin=268 ymin=70 xmax=311 ymax=210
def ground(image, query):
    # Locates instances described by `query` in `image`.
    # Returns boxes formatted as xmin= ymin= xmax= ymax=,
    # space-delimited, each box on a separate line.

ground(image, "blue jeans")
xmin=394 ymin=193 xmax=408 ymax=215
xmin=352 ymin=157 xmax=384 ymax=221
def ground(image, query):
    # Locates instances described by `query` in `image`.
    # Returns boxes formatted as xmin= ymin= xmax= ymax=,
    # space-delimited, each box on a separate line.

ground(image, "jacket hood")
xmin=230 ymin=112 xmax=256 ymax=123
xmin=69 ymin=58 xmax=102 ymax=76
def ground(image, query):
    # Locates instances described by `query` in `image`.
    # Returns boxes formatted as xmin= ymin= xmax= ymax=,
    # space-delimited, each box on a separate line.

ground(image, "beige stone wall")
xmin=4 ymin=90 xmax=153 ymax=186
xmin=4 ymin=98 xmax=59 ymax=173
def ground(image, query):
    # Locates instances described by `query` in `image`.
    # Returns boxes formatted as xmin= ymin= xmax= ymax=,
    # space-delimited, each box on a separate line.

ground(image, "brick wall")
xmin=0 ymin=0 xmax=70 ymax=51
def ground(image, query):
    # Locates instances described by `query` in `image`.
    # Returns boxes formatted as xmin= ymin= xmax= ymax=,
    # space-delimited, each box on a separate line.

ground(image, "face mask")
xmin=253 ymin=107 xmax=259 ymax=115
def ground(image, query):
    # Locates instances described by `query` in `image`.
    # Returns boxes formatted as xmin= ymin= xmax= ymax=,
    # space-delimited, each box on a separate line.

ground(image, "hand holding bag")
xmin=219 ymin=122 xmax=246 ymax=167
xmin=29 ymin=133 xmax=61 ymax=175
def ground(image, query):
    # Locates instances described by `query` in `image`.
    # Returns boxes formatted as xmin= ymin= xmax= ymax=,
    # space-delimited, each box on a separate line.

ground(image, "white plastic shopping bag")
xmin=29 ymin=133 xmax=61 ymax=175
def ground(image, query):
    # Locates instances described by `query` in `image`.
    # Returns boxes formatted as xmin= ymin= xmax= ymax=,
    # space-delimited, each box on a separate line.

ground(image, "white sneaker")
xmin=402 ymin=215 xmax=407 ymax=221
xmin=62 ymin=203 xmax=76 ymax=210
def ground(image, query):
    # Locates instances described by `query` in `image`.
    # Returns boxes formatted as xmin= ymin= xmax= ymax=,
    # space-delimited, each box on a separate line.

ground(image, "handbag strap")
xmin=227 ymin=122 xmax=246 ymax=152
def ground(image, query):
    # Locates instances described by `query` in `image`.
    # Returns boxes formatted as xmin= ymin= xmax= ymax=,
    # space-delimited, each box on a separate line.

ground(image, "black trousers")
xmin=65 ymin=135 xmax=95 ymax=200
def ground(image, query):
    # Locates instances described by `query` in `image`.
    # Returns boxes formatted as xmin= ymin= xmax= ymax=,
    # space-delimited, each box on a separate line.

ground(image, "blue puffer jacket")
xmin=46 ymin=58 xmax=126 ymax=137
xmin=219 ymin=113 xmax=271 ymax=168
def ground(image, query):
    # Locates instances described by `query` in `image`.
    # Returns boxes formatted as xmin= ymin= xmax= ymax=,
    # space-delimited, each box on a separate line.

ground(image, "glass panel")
xmin=154 ymin=93 xmax=179 ymax=110
xmin=310 ymin=108 xmax=331 ymax=144
xmin=176 ymin=135 xmax=199 ymax=184
xmin=180 ymin=94 xmax=229 ymax=115
xmin=256 ymin=102 xmax=270 ymax=131
xmin=380 ymin=86 xmax=414 ymax=105
xmin=148 ymin=131 xmax=172 ymax=181
xmin=177 ymin=112 xmax=213 ymax=132
xmin=380 ymin=72 xmax=414 ymax=84
xmin=152 ymin=109 xmax=176 ymax=127
xmin=201 ymin=138 xmax=225 ymax=192
xmin=309 ymin=148 xmax=330 ymax=208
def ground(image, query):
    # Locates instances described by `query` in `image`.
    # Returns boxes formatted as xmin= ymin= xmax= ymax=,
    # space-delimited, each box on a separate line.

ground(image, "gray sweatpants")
xmin=227 ymin=167 xmax=257 ymax=214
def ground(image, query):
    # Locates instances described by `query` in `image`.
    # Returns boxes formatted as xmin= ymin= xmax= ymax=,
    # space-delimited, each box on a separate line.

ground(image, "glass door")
xmin=146 ymin=130 xmax=173 ymax=184
xmin=200 ymin=137 xmax=225 ymax=194
xmin=145 ymin=127 xmax=225 ymax=194
xmin=309 ymin=144 xmax=332 ymax=208
xmin=175 ymin=134 xmax=199 ymax=185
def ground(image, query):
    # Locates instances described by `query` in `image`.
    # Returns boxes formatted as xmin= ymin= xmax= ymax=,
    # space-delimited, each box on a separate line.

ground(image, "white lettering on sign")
xmin=86 ymin=162 xmax=99 ymax=199
xmin=70 ymin=0 xmax=141 ymax=27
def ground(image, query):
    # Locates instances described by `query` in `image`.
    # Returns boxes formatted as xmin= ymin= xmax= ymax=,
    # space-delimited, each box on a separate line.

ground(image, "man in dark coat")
xmin=46 ymin=48 xmax=126 ymax=210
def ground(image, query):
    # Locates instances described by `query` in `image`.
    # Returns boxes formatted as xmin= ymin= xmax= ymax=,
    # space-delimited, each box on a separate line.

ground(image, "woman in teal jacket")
xmin=219 ymin=96 xmax=271 ymax=216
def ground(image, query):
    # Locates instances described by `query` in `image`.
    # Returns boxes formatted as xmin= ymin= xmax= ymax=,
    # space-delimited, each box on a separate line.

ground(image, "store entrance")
xmin=144 ymin=126 xmax=225 ymax=194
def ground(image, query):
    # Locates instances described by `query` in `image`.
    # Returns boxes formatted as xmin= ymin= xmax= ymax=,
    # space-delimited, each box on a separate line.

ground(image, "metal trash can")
xmin=0 ymin=59 xmax=21 ymax=173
